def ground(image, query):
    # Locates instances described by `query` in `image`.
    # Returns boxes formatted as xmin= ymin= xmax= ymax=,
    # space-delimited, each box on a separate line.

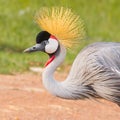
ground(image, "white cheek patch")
xmin=45 ymin=38 xmax=59 ymax=54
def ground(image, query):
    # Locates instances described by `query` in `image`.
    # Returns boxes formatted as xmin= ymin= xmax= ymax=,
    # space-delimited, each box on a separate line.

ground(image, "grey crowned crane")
xmin=24 ymin=7 xmax=120 ymax=106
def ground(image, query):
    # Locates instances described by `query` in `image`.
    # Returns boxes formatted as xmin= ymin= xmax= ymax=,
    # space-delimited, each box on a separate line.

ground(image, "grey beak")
xmin=23 ymin=48 xmax=33 ymax=53
xmin=23 ymin=44 xmax=44 ymax=53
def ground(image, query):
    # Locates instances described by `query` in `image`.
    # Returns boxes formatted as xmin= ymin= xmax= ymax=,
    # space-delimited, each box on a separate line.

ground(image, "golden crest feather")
xmin=34 ymin=7 xmax=86 ymax=48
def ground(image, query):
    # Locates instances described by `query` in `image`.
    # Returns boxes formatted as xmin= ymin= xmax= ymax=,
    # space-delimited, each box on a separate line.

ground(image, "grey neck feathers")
xmin=42 ymin=44 xmax=74 ymax=99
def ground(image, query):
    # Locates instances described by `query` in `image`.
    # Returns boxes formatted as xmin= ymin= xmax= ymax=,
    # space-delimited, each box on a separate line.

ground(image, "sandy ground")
xmin=0 ymin=72 xmax=120 ymax=120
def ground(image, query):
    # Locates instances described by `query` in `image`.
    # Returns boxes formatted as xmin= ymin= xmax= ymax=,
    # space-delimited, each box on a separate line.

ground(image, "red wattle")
xmin=45 ymin=55 xmax=55 ymax=67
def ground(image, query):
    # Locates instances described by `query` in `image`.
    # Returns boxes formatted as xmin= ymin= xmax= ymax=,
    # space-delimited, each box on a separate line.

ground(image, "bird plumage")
xmin=65 ymin=42 xmax=120 ymax=105
xmin=42 ymin=42 xmax=120 ymax=106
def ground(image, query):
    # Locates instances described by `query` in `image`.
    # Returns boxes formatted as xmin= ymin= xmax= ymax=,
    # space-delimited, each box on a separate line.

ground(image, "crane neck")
xmin=44 ymin=44 xmax=66 ymax=75
xmin=42 ymin=44 xmax=69 ymax=98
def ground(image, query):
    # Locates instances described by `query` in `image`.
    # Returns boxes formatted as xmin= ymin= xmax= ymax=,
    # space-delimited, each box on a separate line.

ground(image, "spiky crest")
xmin=34 ymin=7 xmax=86 ymax=48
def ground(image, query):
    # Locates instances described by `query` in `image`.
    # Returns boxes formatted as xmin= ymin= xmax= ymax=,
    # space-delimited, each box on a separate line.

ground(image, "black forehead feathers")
xmin=36 ymin=31 xmax=51 ymax=43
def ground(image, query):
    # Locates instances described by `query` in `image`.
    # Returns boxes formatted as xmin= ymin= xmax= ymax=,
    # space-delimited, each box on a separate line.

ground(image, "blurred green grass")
xmin=0 ymin=0 xmax=120 ymax=74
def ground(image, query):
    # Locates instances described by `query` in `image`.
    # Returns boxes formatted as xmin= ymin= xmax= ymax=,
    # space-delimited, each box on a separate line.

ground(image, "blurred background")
xmin=0 ymin=0 xmax=120 ymax=74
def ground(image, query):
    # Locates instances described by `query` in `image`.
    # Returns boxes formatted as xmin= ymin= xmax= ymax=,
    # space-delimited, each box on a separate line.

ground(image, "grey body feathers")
xmin=66 ymin=42 xmax=120 ymax=105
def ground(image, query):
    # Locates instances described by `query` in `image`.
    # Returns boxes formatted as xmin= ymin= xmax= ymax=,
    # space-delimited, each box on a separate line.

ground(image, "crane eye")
xmin=33 ymin=46 xmax=36 ymax=49
xmin=45 ymin=38 xmax=58 ymax=54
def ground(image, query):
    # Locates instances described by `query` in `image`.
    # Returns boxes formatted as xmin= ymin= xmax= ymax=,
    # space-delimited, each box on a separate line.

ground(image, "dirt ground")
xmin=0 ymin=71 xmax=120 ymax=120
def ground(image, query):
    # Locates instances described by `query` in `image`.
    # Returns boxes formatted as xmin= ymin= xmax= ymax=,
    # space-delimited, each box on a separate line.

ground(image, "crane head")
xmin=24 ymin=7 xmax=86 ymax=66
xmin=24 ymin=31 xmax=59 ymax=55
xmin=24 ymin=7 xmax=86 ymax=52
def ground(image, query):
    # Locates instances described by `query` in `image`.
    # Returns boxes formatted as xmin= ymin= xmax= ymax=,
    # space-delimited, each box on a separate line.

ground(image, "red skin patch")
xmin=45 ymin=55 xmax=55 ymax=67
xmin=50 ymin=35 xmax=58 ymax=40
